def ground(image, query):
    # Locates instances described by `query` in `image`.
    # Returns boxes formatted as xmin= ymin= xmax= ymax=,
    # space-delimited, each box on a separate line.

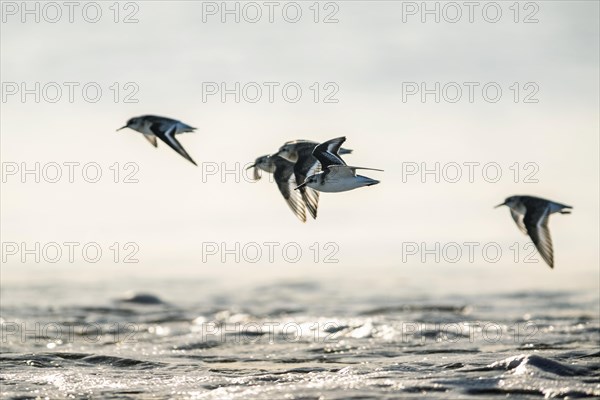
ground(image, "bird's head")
xmin=117 ymin=117 xmax=142 ymax=132
xmin=246 ymin=155 xmax=275 ymax=180
xmin=495 ymin=196 xmax=520 ymax=209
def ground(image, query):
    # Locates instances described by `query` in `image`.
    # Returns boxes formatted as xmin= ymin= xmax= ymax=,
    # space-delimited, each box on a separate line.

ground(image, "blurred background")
xmin=1 ymin=1 xmax=598 ymax=305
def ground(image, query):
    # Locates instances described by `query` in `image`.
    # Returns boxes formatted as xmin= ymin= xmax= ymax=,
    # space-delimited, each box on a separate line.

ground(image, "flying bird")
xmin=117 ymin=115 xmax=197 ymax=166
xmin=248 ymin=154 xmax=310 ymax=222
xmin=495 ymin=195 xmax=572 ymax=269
xmin=276 ymin=140 xmax=352 ymax=217
xmin=295 ymin=137 xmax=382 ymax=193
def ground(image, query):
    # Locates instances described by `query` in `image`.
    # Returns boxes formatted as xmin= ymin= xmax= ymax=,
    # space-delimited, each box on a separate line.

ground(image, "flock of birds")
xmin=248 ymin=137 xmax=382 ymax=222
xmin=117 ymin=115 xmax=573 ymax=269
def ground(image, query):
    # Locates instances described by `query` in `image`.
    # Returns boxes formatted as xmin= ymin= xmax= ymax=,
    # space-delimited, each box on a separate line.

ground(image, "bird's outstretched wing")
xmin=524 ymin=205 xmax=554 ymax=268
xmin=312 ymin=137 xmax=347 ymax=169
xmin=302 ymin=188 xmax=319 ymax=219
xmin=293 ymin=155 xmax=320 ymax=219
xmin=274 ymin=160 xmax=307 ymax=222
xmin=151 ymin=124 xmax=197 ymax=166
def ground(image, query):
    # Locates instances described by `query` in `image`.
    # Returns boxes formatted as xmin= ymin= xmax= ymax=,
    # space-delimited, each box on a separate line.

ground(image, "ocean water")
xmin=1 ymin=272 xmax=598 ymax=399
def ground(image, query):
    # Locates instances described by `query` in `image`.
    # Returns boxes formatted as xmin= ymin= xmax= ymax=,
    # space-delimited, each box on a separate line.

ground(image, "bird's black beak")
xmin=494 ymin=202 xmax=506 ymax=208
xmin=295 ymin=182 xmax=307 ymax=191
xmin=116 ymin=125 xmax=128 ymax=131
xmin=245 ymin=164 xmax=255 ymax=171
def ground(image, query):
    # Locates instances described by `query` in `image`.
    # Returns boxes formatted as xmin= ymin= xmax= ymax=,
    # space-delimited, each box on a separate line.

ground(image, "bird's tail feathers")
xmin=356 ymin=175 xmax=380 ymax=186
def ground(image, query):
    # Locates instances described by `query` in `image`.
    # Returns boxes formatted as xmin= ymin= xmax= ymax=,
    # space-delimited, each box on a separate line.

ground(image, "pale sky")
xmin=1 ymin=1 xmax=598 ymax=295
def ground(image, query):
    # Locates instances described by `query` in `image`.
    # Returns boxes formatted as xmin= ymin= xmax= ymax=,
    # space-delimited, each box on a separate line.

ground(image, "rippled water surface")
xmin=1 ymin=274 xmax=598 ymax=399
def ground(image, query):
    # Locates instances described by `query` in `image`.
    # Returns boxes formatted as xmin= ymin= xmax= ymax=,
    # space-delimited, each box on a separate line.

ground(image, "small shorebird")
xmin=247 ymin=154 xmax=310 ymax=222
xmin=295 ymin=137 xmax=382 ymax=193
xmin=117 ymin=115 xmax=197 ymax=166
xmin=495 ymin=195 xmax=572 ymax=269
xmin=276 ymin=140 xmax=352 ymax=217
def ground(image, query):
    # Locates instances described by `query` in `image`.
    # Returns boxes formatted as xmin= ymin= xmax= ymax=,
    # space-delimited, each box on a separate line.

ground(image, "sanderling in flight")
xmin=248 ymin=154 xmax=311 ymax=222
xmin=294 ymin=137 xmax=382 ymax=193
xmin=495 ymin=195 xmax=572 ymax=269
xmin=117 ymin=115 xmax=197 ymax=166
xmin=276 ymin=140 xmax=352 ymax=218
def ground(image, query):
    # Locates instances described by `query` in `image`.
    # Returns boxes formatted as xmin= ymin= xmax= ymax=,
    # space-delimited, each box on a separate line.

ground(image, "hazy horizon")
xmin=1 ymin=1 xmax=598 ymax=295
